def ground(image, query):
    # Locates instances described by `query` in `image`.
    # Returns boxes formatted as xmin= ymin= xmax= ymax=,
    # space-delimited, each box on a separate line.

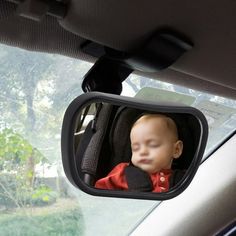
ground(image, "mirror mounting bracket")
xmin=81 ymin=30 xmax=193 ymax=94
xmin=82 ymin=57 xmax=132 ymax=95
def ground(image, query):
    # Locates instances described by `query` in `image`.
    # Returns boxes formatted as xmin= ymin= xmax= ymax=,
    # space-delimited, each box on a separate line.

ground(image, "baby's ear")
xmin=173 ymin=140 xmax=183 ymax=159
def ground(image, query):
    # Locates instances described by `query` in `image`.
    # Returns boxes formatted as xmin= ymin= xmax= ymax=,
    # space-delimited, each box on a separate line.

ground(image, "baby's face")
xmin=130 ymin=117 xmax=182 ymax=174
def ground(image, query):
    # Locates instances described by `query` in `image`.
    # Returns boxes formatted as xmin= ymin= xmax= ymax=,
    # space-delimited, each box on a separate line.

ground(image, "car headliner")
xmin=0 ymin=0 xmax=236 ymax=99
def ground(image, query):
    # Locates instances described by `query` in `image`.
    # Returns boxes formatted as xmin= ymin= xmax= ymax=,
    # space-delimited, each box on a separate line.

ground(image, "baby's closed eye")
xmin=148 ymin=141 xmax=160 ymax=148
xmin=131 ymin=144 xmax=140 ymax=152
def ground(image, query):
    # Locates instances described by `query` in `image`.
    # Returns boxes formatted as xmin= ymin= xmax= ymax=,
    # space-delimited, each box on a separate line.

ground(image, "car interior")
xmin=0 ymin=0 xmax=235 ymax=235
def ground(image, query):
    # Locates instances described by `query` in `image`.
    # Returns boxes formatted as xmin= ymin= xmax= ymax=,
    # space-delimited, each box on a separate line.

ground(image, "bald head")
xmin=132 ymin=114 xmax=179 ymax=141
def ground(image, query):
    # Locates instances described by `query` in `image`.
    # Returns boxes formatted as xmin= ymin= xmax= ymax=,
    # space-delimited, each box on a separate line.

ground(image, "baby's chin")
xmin=131 ymin=161 xmax=162 ymax=174
xmin=134 ymin=164 xmax=160 ymax=174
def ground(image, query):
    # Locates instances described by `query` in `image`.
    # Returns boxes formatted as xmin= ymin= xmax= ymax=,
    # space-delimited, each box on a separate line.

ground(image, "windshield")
xmin=0 ymin=44 xmax=235 ymax=235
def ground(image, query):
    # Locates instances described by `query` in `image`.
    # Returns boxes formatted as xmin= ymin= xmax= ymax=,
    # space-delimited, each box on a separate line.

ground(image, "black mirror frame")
xmin=61 ymin=92 xmax=208 ymax=200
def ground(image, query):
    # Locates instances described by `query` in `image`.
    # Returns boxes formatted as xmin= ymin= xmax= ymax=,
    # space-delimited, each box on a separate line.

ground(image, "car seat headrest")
xmin=109 ymin=107 xmax=142 ymax=167
xmin=109 ymin=107 xmax=200 ymax=171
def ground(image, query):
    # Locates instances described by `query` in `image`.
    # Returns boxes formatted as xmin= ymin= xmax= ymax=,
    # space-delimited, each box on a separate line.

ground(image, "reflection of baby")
xmin=95 ymin=114 xmax=183 ymax=192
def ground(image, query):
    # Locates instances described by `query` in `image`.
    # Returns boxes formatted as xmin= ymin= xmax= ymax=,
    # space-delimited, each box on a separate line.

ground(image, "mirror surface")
xmin=72 ymin=100 xmax=203 ymax=195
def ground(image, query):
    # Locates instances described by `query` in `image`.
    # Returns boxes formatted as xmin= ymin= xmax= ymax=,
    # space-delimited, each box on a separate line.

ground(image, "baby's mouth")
xmin=139 ymin=159 xmax=152 ymax=164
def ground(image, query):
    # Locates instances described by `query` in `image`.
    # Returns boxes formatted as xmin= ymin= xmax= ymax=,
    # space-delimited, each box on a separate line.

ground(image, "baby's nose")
xmin=139 ymin=145 xmax=148 ymax=155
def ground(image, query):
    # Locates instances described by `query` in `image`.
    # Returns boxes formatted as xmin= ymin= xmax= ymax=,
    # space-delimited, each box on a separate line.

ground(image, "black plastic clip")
xmin=81 ymin=30 xmax=193 ymax=94
xmin=82 ymin=57 xmax=133 ymax=95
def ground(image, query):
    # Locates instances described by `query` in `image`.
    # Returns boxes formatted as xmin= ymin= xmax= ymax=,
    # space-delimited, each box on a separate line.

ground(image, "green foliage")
xmin=0 ymin=208 xmax=84 ymax=236
xmin=0 ymin=173 xmax=56 ymax=208
xmin=0 ymin=128 xmax=44 ymax=171
xmin=31 ymin=185 xmax=57 ymax=206
xmin=0 ymin=128 xmax=54 ymax=208
xmin=0 ymin=174 xmax=16 ymax=207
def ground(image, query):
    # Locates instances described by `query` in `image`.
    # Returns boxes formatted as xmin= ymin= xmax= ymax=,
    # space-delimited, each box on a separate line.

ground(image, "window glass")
xmin=0 ymin=45 xmax=156 ymax=236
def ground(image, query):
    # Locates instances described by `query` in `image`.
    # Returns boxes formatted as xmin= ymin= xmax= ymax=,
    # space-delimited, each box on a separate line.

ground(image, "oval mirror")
xmin=61 ymin=92 xmax=208 ymax=200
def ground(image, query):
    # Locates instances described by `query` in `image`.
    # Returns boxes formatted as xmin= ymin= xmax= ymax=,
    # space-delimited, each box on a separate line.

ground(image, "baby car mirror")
xmin=61 ymin=92 xmax=208 ymax=200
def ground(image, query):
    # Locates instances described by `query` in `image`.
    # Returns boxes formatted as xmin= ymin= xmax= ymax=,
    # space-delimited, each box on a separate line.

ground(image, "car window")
xmin=0 ymin=44 xmax=157 ymax=236
xmin=0 ymin=44 xmax=235 ymax=235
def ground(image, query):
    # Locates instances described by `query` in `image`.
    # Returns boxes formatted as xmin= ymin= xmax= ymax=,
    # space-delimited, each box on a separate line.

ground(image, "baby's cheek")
xmin=130 ymin=155 xmax=134 ymax=163
xmin=131 ymin=155 xmax=137 ymax=165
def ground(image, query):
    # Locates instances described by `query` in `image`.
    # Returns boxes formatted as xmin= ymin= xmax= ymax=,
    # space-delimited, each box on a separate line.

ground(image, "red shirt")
xmin=95 ymin=163 xmax=172 ymax=192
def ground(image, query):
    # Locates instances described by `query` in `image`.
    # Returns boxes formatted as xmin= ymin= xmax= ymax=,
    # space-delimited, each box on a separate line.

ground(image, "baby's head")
xmin=130 ymin=114 xmax=183 ymax=174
